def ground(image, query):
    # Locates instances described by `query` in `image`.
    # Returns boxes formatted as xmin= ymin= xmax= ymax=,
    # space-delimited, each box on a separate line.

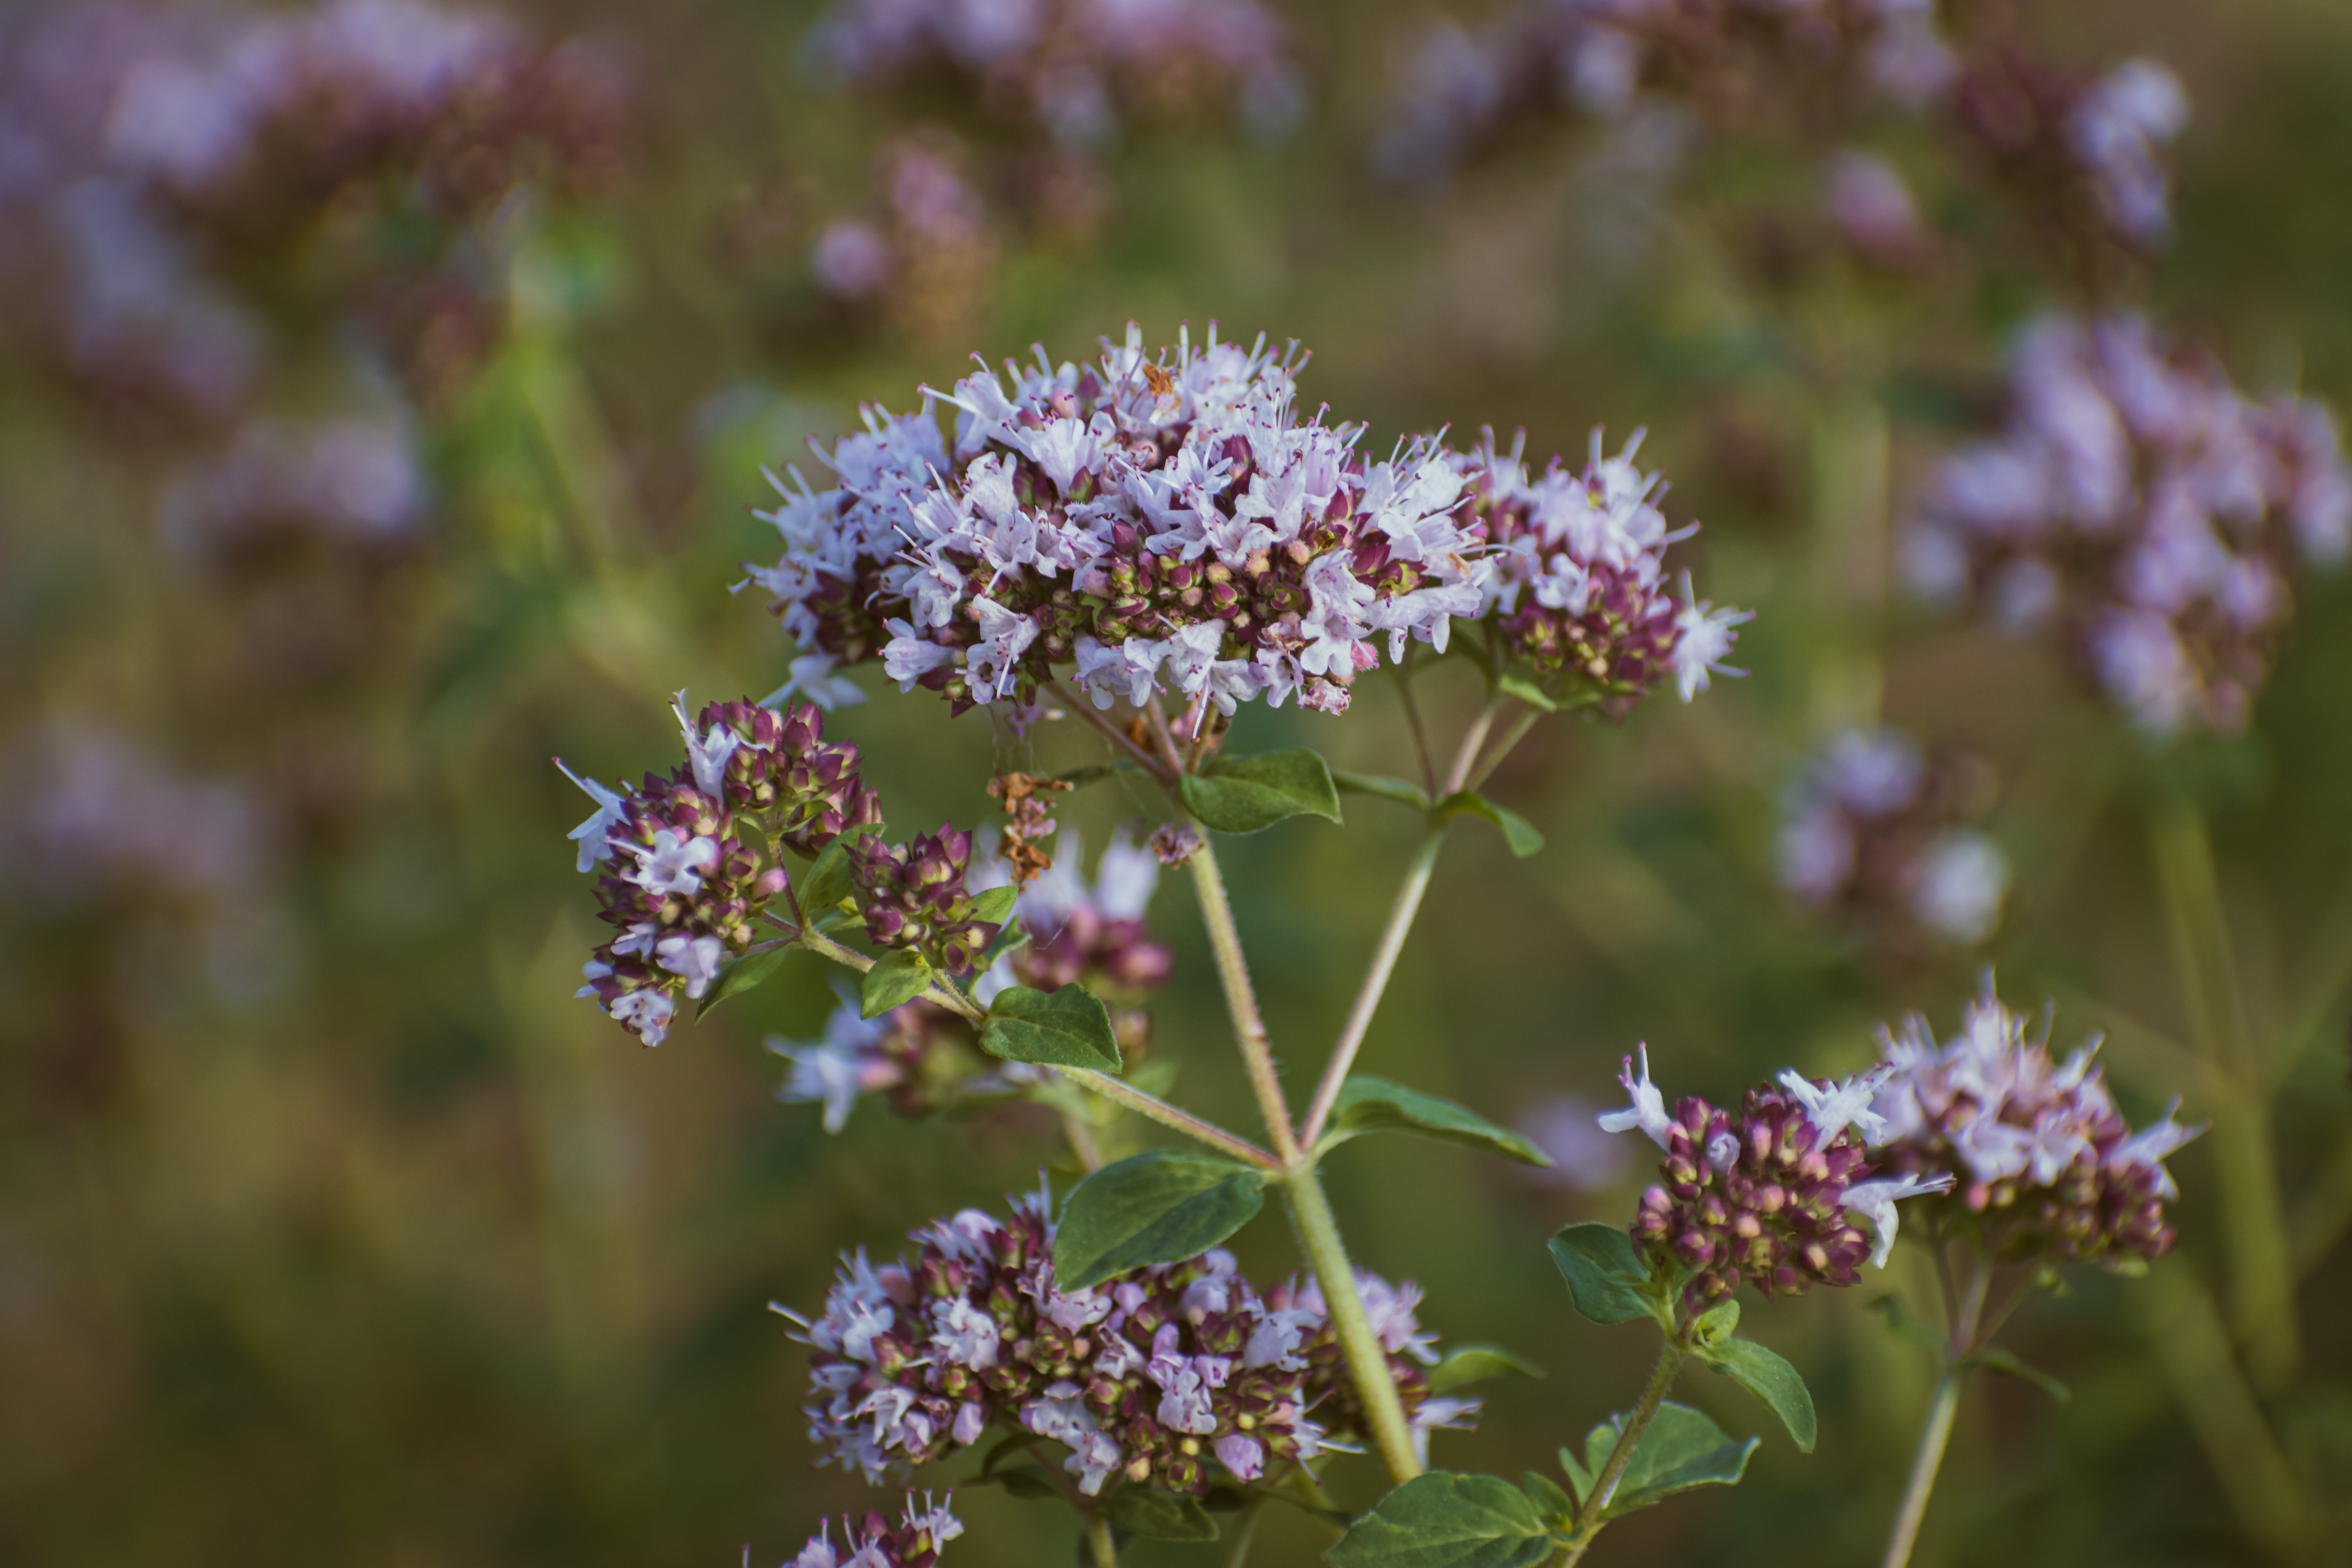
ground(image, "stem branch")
xmin=1879 ymin=1370 xmax=1962 ymax=1568
xmin=1083 ymin=1513 xmax=1119 ymax=1568
xmin=1283 ymin=1163 xmax=1424 ymax=1484
xmin=1300 ymin=830 xmax=1444 ymax=1146
xmin=1054 ymin=1067 xmax=1281 ymax=1170
xmin=1557 ymin=1340 xmax=1686 ymax=1566
xmin=1186 ymin=842 xmax=1302 ymax=1167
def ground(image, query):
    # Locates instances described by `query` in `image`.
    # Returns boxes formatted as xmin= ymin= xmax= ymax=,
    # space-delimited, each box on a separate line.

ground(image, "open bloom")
xmin=786 ymin=1494 xmax=961 ymax=1568
xmin=1600 ymin=1047 xmax=1951 ymax=1310
xmin=1869 ymin=978 xmax=2203 ymax=1267
xmin=780 ymin=1183 xmax=1466 ymax=1495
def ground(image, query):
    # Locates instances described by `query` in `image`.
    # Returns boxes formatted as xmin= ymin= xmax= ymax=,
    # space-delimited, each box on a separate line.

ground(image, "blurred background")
xmin=3 ymin=0 xmax=2348 ymax=1564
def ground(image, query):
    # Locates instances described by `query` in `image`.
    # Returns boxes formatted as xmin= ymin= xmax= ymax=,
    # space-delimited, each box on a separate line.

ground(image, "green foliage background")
xmin=4 ymin=0 xmax=2349 ymax=1563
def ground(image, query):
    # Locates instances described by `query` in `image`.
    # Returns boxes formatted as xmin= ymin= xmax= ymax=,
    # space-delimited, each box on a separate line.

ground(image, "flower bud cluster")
xmin=751 ymin=326 xmax=1748 ymax=722
xmin=775 ymin=831 xmax=1173 ymax=1131
xmin=1777 ymin=727 xmax=2008 ymax=948
xmin=783 ymin=1185 xmax=1465 ymax=1496
xmin=1601 ymin=1047 xmax=1951 ymax=1314
xmin=846 ymin=825 xmax=1003 ymax=979
xmin=1869 ymin=982 xmax=2203 ymax=1268
xmin=808 ymin=0 xmax=1301 ymax=150
xmin=787 ymin=1494 xmax=962 ymax=1568
xmin=1452 ymin=430 xmax=1749 ymax=708
xmin=563 ymin=695 xmax=882 ymax=1048
xmin=1904 ymin=312 xmax=2352 ymax=737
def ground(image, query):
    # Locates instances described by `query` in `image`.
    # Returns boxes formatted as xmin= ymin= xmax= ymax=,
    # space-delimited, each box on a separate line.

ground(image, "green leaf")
xmin=1867 ymin=1294 xmax=1945 ymax=1356
xmin=1547 ymin=1223 xmax=1659 ymax=1327
xmin=1494 ymin=671 xmax=1559 ymax=713
xmin=1332 ymin=769 xmax=1432 ymax=811
xmin=970 ymin=884 xmax=1019 ymax=927
xmin=1691 ymin=1299 xmax=1740 ymax=1349
xmin=980 ymin=984 xmax=1123 ymax=1073
xmin=989 ymin=1468 xmax=1065 ymax=1503
xmin=1432 ymin=791 xmax=1545 ymax=858
xmin=796 ymin=823 xmax=883 ymax=927
xmin=1108 ymin=1490 xmax=1220 ymax=1542
xmin=1518 ymin=1472 xmax=1574 ymax=1528
xmin=1322 ymin=1076 xmax=1550 ymax=1166
xmin=1697 ymin=1338 xmax=1818 ymax=1452
xmin=1323 ymin=1473 xmax=1558 ymax=1568
xmin=694 ymin=944 xmax=791 ymax=1019
xmin=860 ymin=948 xmax=932 ymax=1018
xmin=1426 ymin=1344 xmax=1547 ymax=1395
xmin=1561 ymin=1402 xmax=1759 ymax=1518
xmin=1054 ymin=1149 xmax=1267 ymax=1289
xmin=1050 ymin=760 xmax=1145 ymax=788
xmin=1969 ymin=1347 xmax=2072 ymax=1405
xmin=1178 ymin=748 xmax=1342 ymax=834
xmin=979 ymin=921 xmax=1032 ymax=971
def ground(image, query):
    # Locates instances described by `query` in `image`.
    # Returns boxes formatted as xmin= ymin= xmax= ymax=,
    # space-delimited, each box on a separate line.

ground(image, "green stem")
xmin=1221 ymin=1498 xmax=1267 ymax=1568
xmin=793 ymin=926 xmax=1274 ymax=1167
xmin=1083 ymin=1512 xmax=1119 ymax=1568
xmin=2148 ymin=793 xmax=2298 ymax=1386
xmin=1283 ymin=1161 xmax=1425 ymax=1484
xmin=1557 ymin=1341 xmax=1686 ymax=1566
xmin=1879 ymin=1369 xmax=1962 ymax=1568
xmin=1466 ymin=706 xmax=1540 ymax=793
xmin=1299 ymin=829 xmax=1444 ymax=1147
xmin=1185 ymin=842 xmax=1304 ymax=1167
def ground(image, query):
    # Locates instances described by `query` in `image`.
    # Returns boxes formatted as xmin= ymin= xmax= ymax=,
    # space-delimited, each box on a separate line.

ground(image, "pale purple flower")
xmin=556 ymin=760 xmax=630 ymax=873
xmin=1597 ymin=1044 xmax=1673 ymax=1147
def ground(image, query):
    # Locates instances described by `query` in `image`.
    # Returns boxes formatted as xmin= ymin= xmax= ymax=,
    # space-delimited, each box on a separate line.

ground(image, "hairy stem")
xmin=1879 ymin=1369 xmax=1962 ymax=1568
xmin=2149 ymin=793 xmax=2299 ymax=1386
xmin=1186 ymin=842 xmax=1303 ymax=1166
xmin=1061 ymin=1112 xmax=1106 ymax=1172
xmin=1056 ymin=1067 xmax=1280 ymax=1170
xmin=1283 ymin=1163 xmax=1424 ymax=1484
xmin=1045 ymin=679 xmax=1169 ymax=782
xmin=1083 ymin=1512 xmax=1119 ymax=1568
xmin=1557 ymin=1341 xmax=1686 ymax=1566
xmin=1300 ymin=829 xmax=1444 ymax=1147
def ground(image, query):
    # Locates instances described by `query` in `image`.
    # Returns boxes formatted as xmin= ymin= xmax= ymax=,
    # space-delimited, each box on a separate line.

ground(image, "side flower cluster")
xmin=1777 ymin=727 xmax=2008 ymax=948
xmin=561 ymin=695 xmax=881 ymax=1047
xmin=807 ymin=0 xmax=1300 ymax=149
xmin=775 ymin=830 xmax=1172 ymax=1131
xmin=1904 ymin=311 xmax=2352 ymax=736
xmin=750 ymin=326 xmax=1746 ymax=722
xmin=1600 ymin=1047 xmax=1951 ymax=1314
xmin=1869 ymin=982 xmax=2203 ymax=1268
xmin=787 ymin=1495 xmax=962 ymax=1568
xmin=782 ymin=1186 xmax=1467 ymax=1496
xmin=1454 ymin=430 xmax=1750 ymax=707
xmin=845 ymin=825 xmax=1001 ymax=979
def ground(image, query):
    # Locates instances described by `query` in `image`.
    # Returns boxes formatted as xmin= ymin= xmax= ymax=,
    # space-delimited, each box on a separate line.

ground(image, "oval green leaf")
xmin=1325 ymin=1076 xmax=1550 ymax=1166
xmin=1561 ymin=1401 xmax=1759 ymax=1518
xmin=979 ymin=983 xmax=1123 ymax=1073
xmin=860 ymin=947 xmax=932 ymax=1018
xmin=1547 ymin=1223 xmax=1659 ymax=1327
xmin=1969 ymin=1346 xmax=2071 ymax=1404
xmin=1054 ymin=1148 xmax=1266 ymax=1290
xmin=1332 ymin=769 xmax=1432 ymax=811
xmin=695 ymin=944 xmax=791 ymax=1020
xmin=1179 ymin=748 xmax=1342 ymax=834
xmin=1698 ymin=1338 xmax=1818 ymax=1452
xmin=969 ymin=884 xmax=1020 ymax=927
xmin=1426 ymin=1344 xmax=1546 ymax=1395
xmin=1324 ymin=1473 xmax=1557 ymax=1568
xmin=1432 ymin=791 xmax=1545 ymax=859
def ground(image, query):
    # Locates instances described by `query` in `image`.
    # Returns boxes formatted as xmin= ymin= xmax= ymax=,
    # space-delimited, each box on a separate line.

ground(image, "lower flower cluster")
xmin=783 ymin=1186 xmax=1467 ymax=1497
xmin=1602 ymin=1049 xmax=1950 ymax=1314
xmin=1869 ymin=982 xmax=2202 ymax=1267
xmin=787 ymin=1494 xmax=961 ymax=1568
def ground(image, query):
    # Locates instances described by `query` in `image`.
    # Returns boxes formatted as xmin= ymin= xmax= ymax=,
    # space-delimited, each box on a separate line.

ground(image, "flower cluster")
xmin=775 ymin=829 xmax=1172 ymax=1130
xmin=563 ymin=695 xmax=881 ymax=1047
xmin=1777 ymin=727 xmax=2008 ymax=948
xmin=807 ymin=0 xmax=1300 ymax=150
xmin=1601 ymin=1047 xmax=1951 ymax=1314
xmin=0 ymin=0 xmax=628 ymax=415
xmin=1453 ymin=430 xmax=1749 ymax=707
xmin=1904 ymin=312 xmax=2352 ymax=736
xmin=1869 ymin=982 xmax=2203 ymax=1268
xmin=750 ymin=327 xmax=1747 ymax=722
xmin=786 ymin=1495 xmax=962 ymax=1568
xmin=808 ymin=135 xmax=1000 ymax=347
xmin=1947 ymin=51 xmax=2189 ymax=266
xmin=782 ymin=1185 xmax=1467 ymax=1496
xmin=1376 ymin=0 xmax=1955 ymax=185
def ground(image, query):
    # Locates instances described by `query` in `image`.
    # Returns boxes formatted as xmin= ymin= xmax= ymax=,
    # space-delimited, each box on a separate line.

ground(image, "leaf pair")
xmin=1331 ymin=771 xmax=1545 ymax=859
xmin=1555 ymin=1402 xmax=1759 ymax=1523
xmin=1547 ymin=1223 xmax=1817 ymax=1452
xmin=1318 ymin=1076 xmax=1550 ymax=1167
xmin=1179 ymin=748 xmax=1342 ymax=833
